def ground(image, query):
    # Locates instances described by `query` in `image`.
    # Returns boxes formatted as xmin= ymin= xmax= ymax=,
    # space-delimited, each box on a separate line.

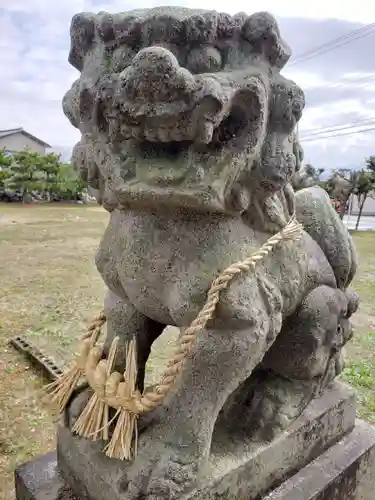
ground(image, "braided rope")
xmin=82 ymin=311 xmax=107 ymax=341
xmin=44 ymin=312 xmax=107 ymax=412
xmin=83 ymin=215 xmax=303 ymax=415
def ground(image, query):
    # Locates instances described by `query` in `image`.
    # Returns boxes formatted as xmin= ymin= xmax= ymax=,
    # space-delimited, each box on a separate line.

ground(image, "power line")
xmin=302 ymin=126 xmax=375 ymax=142
xmin=290 ymin=29 xmax=375 ymax=66
xmin=291 ymin=23 xmax=374 ymax=61
xmin=304 ymin=75 xmax=375 ymax=95
xmin=289 ymin=23 xmax=375 ymax=66
xmin=301 ymin=117 xmax=375 ymax=134
xmin=290 ymin=23 xmax=375 ymax=65
xmin=325 ymin=74 xmax=375 ymax=90
xmin=284 ymin=25 xmax=375 ymax=143
xmin=300 ymin=118 xmax=375 ymax=138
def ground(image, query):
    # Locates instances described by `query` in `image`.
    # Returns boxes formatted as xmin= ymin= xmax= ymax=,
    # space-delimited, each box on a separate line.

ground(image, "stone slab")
xmin=264 ymin=419 xmax=375 ymax=500
xmin=56 ymin=382 xmax=356 ymax=500
xmin=15 ymin=419 xmax=375 ymax=500
xmin=14 ymin=451 xmax=78 ymax=500
xmin=17 ymin=387 xmax=375 ymax=500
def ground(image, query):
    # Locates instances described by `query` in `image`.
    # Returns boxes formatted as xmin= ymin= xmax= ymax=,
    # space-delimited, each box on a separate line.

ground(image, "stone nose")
xmin=121 ymin=46 xmax=195 ymax=104
xmin=132 ymin=46 xmax=178 ymax=73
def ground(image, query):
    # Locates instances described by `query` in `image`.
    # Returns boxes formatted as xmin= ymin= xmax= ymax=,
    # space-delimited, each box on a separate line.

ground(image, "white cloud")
xmin=0 ymin=0 xmax=375 ymax=167
xmin=284 ymin=70 xmax=329 ymax=90
xmin=298 ymin=97 xmax=375 ymax=168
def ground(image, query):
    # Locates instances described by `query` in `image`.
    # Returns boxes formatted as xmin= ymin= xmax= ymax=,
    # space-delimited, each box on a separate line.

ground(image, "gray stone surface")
xmin=17 ymin=418 xmax=375 ymax=500
xmin=17 ymin=388 xmax=375 ymax=500
xmin=56 ymin=5 xmax=363 ymax=499
xmin=264 ymin=419 xmax=375 ymax=500
xmin=14 ymin=451 xmax=77 ymax=500
xmin=58 ymin=383 xmax=356 ymax=500
xmin=295 ymin=186 xmax=357 ymax=288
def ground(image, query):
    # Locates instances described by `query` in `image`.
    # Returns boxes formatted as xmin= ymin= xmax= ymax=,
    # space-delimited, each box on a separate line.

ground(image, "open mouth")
xmin=127 ymin=97 xmax=263 ymax=157
xmin=111 ymin=83 xmax=268 ymax=172
xmin=103 ymin=46 xmax=269 ymax=159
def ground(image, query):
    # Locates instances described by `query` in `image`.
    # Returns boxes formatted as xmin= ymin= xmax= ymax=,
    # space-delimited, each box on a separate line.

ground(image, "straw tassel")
xmin=104 ymin=338 xmax=138 ymax=460
xmin=72 ymin=337 xmax=119 ymax=441
xmin=45 ymin=338 xmax=92 ymax=413
xmin=44 ymin=312 xmax=106 ymax=413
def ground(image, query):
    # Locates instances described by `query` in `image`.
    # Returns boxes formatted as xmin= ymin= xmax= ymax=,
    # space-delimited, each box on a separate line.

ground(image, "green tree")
xmin=353 ymin=159 xmax=375 ymax=230
xmin=38 ymin=153 xmax=61 ymax=200
xmin=365 ymin=155 xmax=375 ymax=175
xmin=5 ymin=150 xmax=45 ymax=203
xmin=54 ymin=162 xmax=87 ymax=200
xmin=2 ymin=148 xmax=87 ymax=203
xmin=0 ymin=148 xmax=12 ymax=194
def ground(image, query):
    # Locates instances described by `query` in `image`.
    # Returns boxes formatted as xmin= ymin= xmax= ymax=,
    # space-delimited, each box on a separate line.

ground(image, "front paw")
xmin=119 ymin=439 xmax=200 ymax=500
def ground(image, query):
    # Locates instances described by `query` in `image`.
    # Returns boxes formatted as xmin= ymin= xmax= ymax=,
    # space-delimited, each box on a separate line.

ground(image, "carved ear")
xmin=241 ymin=12 xmax=291 ymax=70
xmin=232 ymin=75 xmax=267 ymax=120
xmin=68 ymin=13 xmax=97 ymax=71
xmin=230 ymin=75 xmax=268 ymax=152
xmin=192 ymin=95 xmax=223 ymax=144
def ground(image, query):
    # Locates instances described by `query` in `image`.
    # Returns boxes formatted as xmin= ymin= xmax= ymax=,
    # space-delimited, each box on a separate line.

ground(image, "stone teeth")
xmin=119 ymin=124 xmax=131 ymax=138
xmin=157 ymin=128 xmax=170 ymax=142
xmin=144 ymin=127 xmax=157 ymax=142
xmin=130 ymin=127 xmax=141 ymax=139
xmin=196 ymin=122 xmax=214 ymax=144
xmin=171 ymin=131 xmax=184 ymax=142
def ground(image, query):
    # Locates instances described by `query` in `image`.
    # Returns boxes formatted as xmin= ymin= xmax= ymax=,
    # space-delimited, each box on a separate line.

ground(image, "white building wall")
xmin=0 ymin=132 xmax=46 ymax=155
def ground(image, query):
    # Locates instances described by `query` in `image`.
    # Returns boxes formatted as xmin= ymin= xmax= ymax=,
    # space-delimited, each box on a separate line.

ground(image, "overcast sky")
xmin=1 ymin=0 xmax=375 ymax=170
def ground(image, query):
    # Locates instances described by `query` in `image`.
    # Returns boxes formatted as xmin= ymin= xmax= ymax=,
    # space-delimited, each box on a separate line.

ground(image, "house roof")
xmin=0 ymin=128 xmax=51 ymax=149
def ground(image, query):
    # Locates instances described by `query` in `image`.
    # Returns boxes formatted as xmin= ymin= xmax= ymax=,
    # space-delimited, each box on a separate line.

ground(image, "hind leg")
xmin=218 ymin=368 xmax=319 ymax=442
xmin=219 ymin=286 xmax=358 ymax=441
xmin=65 ymin=289 xmax=165 ymax=428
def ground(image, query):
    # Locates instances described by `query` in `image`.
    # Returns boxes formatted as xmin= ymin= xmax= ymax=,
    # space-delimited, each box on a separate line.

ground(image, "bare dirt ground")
xmin=0 ymin=204 xmax=374 ymax=499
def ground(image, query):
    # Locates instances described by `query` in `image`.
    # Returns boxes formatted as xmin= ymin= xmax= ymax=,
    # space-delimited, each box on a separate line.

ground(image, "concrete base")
xmin=14 ymin=451 xmax=77 ymax=500
xmin=264 ymin=419 xmax=375 ymax=500
xmin=14 ymin=384 xmax=375 ymax=500
xmin=56 ymin=383 xmax=357 ymax=500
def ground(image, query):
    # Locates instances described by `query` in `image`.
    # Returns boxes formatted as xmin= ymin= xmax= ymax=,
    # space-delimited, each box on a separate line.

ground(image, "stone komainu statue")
xmin=56 ymin=7 xmax=358 ymax=500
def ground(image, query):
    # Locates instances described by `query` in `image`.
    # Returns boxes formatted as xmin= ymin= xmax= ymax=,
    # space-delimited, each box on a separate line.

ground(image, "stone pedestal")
xmin=15 ymin=384 xmax=375 ymax=500
xmin=14 ymin=452 xmax=76 ymax=500
xmin=263 ymin=420 xmax=375 ymax=500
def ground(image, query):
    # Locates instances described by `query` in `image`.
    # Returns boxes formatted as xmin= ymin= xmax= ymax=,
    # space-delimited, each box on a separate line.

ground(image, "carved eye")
xmin=286 ymin=153 xmax=296 ymax=175
xmin=112 ymin=46 xmax=137 ymax=73
xmin=187 ymin=46 xmax=222 ymax=74
xmin=291 ymin=88 xmax=305 ymax=118
xmin=152 ymin=43 xmax=184 ymax=66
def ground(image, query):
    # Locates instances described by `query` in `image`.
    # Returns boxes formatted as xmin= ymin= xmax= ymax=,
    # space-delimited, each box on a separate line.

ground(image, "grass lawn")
xmin=0 ymin=204 xmax=374 ymax=499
